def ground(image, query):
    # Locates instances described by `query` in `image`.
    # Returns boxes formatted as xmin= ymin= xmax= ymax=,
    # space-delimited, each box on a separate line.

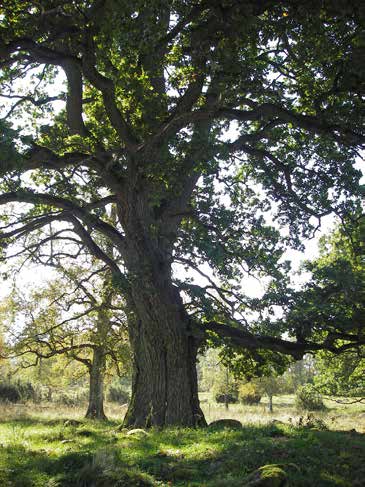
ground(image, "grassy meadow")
xmin=0 ymin=395 xmax=364 ymax=486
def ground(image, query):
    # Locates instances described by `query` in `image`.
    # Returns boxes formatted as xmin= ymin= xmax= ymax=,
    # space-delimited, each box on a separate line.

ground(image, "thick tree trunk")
xmin=123 ymin=277 xmax=206 ymax=428
xmin=119 ymin=187 xmax=206 ymax=428
xmin=85 ymin=346 xmax=107 ymax=420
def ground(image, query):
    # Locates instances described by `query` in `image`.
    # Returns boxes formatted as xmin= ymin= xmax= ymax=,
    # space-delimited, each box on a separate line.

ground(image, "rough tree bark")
xmin=122 ymin=259 xmax=205 ymax=427
xmin=124 ymin=293 xmax=205 ymax=427
xmin=85 ymin=346 xmax=107 ymax=420
xmin=120 ymin=201 xmax=206 ymax=427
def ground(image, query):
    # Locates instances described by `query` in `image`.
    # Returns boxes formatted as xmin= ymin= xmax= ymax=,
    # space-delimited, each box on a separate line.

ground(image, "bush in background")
xmin=0 ymin=380 xmax=36 ymax=403
xmin=295 ymin=384 xmax=326 ymax=411
xmin=52 ymin=388 xmax=89 ymax=406
xmin=107 ymin=385 xmax=130 ymax=404
xmin=213 ymin=381 xmax=238 ymax=404
xmin=0 ymin=382 xmax=20 ymax=403
xmin=238 ymin=382 xmax=262 ymax=405
xmin=215 ymin=392 xmax=238 ymax=404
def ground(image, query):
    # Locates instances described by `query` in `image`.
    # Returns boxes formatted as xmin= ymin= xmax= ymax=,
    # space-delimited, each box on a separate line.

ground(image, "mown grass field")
xmin=0 ymin=396 xmax=364 ymax=486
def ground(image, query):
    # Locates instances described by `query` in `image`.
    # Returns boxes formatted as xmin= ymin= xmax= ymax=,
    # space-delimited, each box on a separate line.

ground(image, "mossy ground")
xmin=0 ymin=398 xmax=364 ymax=486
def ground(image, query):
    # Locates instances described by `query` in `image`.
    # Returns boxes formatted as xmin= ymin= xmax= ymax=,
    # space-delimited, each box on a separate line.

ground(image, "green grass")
xmin=201 ymin=392 xmax=365 ymax=431
xmin=0 ymin=399 xmax=364 ymax=486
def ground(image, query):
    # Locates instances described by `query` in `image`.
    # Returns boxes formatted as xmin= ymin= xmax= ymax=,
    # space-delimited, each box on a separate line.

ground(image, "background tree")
xmin=256 ymin=375 xmax=285 ymax=413
xmin=1 ymin=265 xmax=130 ymax=419
xmin=0 ymin=1 xmax=364 ymax=427
xmin=314 ymin=350 xmax=365 ymax=401
xmin=242 ymin=218 xmax=365 ymax=404
xmin=272 ymin=217 xmax=364 ymax=363
xmin=305 ymin=219 xmax=365 ymax=401
xmin=280 ymin=358 xmax=315 ymax=394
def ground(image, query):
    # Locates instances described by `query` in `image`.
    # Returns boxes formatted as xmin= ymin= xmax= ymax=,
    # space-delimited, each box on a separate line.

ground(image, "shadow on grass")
xmin=0 ymin=421 xmax=364 ymax=486
xmin=0 ymin=445 xmax=92 ymax=487
xmin=128 ymin=425 xmax=365 ymax=486
xmin=0 ymin=416 xmax=121 ymax=426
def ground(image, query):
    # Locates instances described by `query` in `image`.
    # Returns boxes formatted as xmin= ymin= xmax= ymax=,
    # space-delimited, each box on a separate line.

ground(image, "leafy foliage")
xmin=107 ymin=384 xmax=130 ymax=404
xmin=0 ymin=0 xmax=364 ymax=425
xmin=238 ymin=382 xmax=262 ymax=405
xmin=0 ymin=380 xmax=36 ymax=403
xmin=295 ymin=384 xmax=326 ymax=411
xmin=267 ymin=217 xmax=365 ymax=355
xmin=314 ymin=350 xmax=365 ymax=398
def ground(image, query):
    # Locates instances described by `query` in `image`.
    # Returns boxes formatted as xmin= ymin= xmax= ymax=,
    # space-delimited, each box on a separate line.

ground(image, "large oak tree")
xmin=0 ymin=1 xmax=364 ymax=426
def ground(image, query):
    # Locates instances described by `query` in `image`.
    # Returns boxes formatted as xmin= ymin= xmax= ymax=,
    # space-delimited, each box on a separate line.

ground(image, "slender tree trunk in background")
xmin=225 ymin=367 xmax=229 ymax=410
xmin=268 ymin=394 xmax=273 ymax=413
xmin=85 ymin=346 xmax=107 ymax=420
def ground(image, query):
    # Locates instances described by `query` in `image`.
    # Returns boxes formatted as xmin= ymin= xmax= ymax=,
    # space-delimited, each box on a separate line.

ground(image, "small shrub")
xmin=53 ymin=388 xmax=88 ymax=406
xmin=17 ymin=381 xmax=37 ymax=401
xmin=33 ymin=385 xmax=53 ymax=402
xmin=295 ymin=384 xmax=326 ymax=411
xmin=298 ymin=413 xmax=328 ymax=430
xmin=0 ymin=380 xmax=36 ymax=403
xmin=107 ymin=385 xmax=130 ymax=404
xmin=215 ymin=393 xmax=238 ymax=404
xmin=213 ymin=381 xmax=238 ymax=404
xmin=238 ymin=382 xmax=262 ymax=405
xmin=0 ymin=382 xmax=20 ymax=402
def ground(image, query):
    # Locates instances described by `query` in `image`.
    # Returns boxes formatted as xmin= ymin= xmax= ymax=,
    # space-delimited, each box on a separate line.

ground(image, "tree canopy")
xmin=270 ymin=218 xmax=364 ymax=351
xmin=0 ymin=261 xmax=130 ymax=417
xmin=299 ymin=223 xmax=365 ymax=399
xmin=0 ymin=0 xmax=364 ymax=426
